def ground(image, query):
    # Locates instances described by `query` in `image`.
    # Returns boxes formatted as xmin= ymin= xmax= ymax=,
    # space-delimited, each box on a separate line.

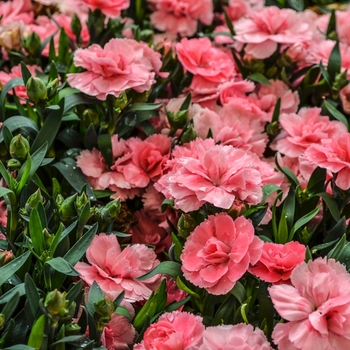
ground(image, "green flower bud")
xmin=71 ymin=14 xmax=82 ymax=39
xmin=81 ymin=109 xmax=100 ymax=128
xmin=177 ymin=214 xmax=197 ymax=239
xmin=0 ymin=314 xmax=5 ymax=331
xmin=168 ymin=110 xmax=188 ymax=130
xmin=25 ymin=189 xmax=43 ymax=214
xmin=180 ymin=126 xmax=198 ymax=144
xmin=65 ymin=323 xmax=81 ymax=335
xmin=75 ymin=192 xmax=90 ymax=214
xmin=267 ymin=121 xmax=280 ymax=137
xmin=46 ymin=78 xmax=59 ymax=97
xmin=44 ymin=290 xmax=66 ymax=316
xmin=43 ymin=228 xmax=53 ymax=247
xmin=26 ymin=76 xmax=47 ymax=103
xmin=9 ymin=134 xmax=30 ymax=161
xmin=23 ymin=32 xmax=41 ymax=56
xmin=6 ymin=158 xmax=21 ymax=171
xmin=94 ymin=297 xmax=115 ymax=319
xmin=114 ymin=91 xmax=129 ymax=111
xmin=97 ymin=198 xmax=121 ymax=223
xmin=59 ymin=194 xmax=78 ymax=222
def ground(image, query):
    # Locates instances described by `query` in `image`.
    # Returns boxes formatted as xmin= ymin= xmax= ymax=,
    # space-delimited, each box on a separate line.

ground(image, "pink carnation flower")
xmin=269 ymin=257 xmax=350 ymax=350
xmin=272 ymin=107 xmax=348 ymax=158
xmin=134 ymin=311 xmax=204 ymax=350
xmin=234 ymin=6 xmax=312 ymax=59
xmin=148 ymin=0 xmax=213 ymax=37
xmin=340 ymin=84 xmax=350 ymax=114
xmin=155 ymin=138 xmax=265 ymax=212
xmin=78 ymin=0 xmax=129 ymax=18
xmin=0 ymin=0 xmax=33 ymax=25
xmin=181 ymin=213 xmax=263 ymax=295
xmin=199 ymin=323 xmax=272 ymax=350
xmin=0 ymin=64 xmax=41 ymax=101
xmin=67 ymin=38 xmax=167 ymax=100
xmin=101 ymin=313 xmax=136 ymax=350
xmin=304 ymin=133 xmax=350 ymax=190
xmin=0 ymin=201 xmax=7 ymax=227
xmin=74 ymin=233 xmax=161 ymax=302
xmin=249 ymin=241 xmax=306 ymax=284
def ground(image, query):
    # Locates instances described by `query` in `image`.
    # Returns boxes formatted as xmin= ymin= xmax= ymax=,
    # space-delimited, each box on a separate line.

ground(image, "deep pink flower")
xmin=340 ymin=84 xmax=350 ymax=114
xmin=67 ymin=38 xmax=167 ymax=100
xmin=119 ymin=135 xmax=171 ymax=188
xmin=134 ymin=311 xmax=204 ymax=350
xmin=78 ymin=0 xmax=129 ymax=18
xmin=199 ymin=323 xmax=272 ymax=350
xmin=249 ymin=241 xmax=306 ymax=283
xmin=165 ymin=279 xmax=188 ymax=311
xmin=272 ymin=107 xmax=347 ymax=158
xmin=148 ymin=0 xmax=213 ymax=37
xmin=234 ymin=6 xmax=312 ymax=59
xmin=0 ymin=64 xmax=41 ymax=101
xmin=304 ymin=133 xmax=350 ymax=190
xmin=0 ymin=201 xmax=7 ymax=227
xmin=75 ymin=233 xmax=161 ymax=302
xmin=0 ymin=0 xmax=33 ymax=25
xmin=155 ymin=138 xmax=265 ymax=212
xmin=181 ymin=213 xmax=263 ymax=295
xmin=269 ymin=258 xmax=350 ymax=350
xmin=101 ymin=313 xmax=136 ymax=350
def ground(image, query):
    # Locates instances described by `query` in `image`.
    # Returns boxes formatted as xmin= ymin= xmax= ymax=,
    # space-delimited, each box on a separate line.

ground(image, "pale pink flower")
xmin=165 ymin=279 xmax=187 ymax=311
xmin=249 ymin=241 xmax=306 ymax=284
xmin=0 ymin=64 xmax=41 ymax=101
xmin=118 ymin=135 xmax=171 ymax=188
xmin=269 ymin=257 xmax=350 ymax=350
xmin=134 ymin=311 xmax=204 ymax=350
xmin=155 ymin=138 xmax=265 ymax=212
xmin=67 ymin=38 xmax=167 ymax=100
xmin=199 ymin=324 xmax=272 ymax=350
xmin=147 ymin=0 xmax=213 ymax=37
xmin=192 ymin=102 xmax=268 ymax=157
xmin=272 ymin=107 xmax=348 ymax=158
xmin=304 ymin=133 xmax=350 ymax=190
xmin=74 ymin=233 xmax=161 ymax=302
xmin=0 ymin=22 xmax=25 ymax=50
xmin=340 ymin=84 xmax=350 ymax=114
xmin=234 ymin=6 xmax=313 ymax=59
xmin=176 ymin=37 xmax=236 ymax=84
xmin=181 ymin=213 xmax=263 ymax=295
xmin=0 ymin=0 xmax=33 ymax=25
xmin=78 ymin=0 xmax=129 ymax=18
xmin=101 ymin=312 xmax=136 ymax=350
xmin=250 ymin=79 xmax=300 ymax=120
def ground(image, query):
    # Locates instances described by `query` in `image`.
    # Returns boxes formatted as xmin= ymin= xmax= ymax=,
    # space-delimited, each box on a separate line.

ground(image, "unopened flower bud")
xmin=6 ymin=158 xmax=21 ymax=171
xmin=25 ymin=189 xmax=43 ymax=214
xmin=65 ymin=323 xmax=81 ymax=335
xmin=44 ymin=290 xmax=66 ymax=316
xmin=180 ymin=126 xmax=197 ymax=144
xmin=94 ymin=297 xmax=115 ymax=319
xmin=177 ymin=214 xmax=197 ymax=239
xmin=23 ymin=32 xmax=41 ymax=56
xmin=168 ymin=110 xmax=188 ymax=130
xmin=26 ymin=76 xmax=47 ymax=103
xmin=59 ymin=194 xmax=78 ymax=222
xmin=9 ymin=134 xmax=30 ymax=161
xmin=71 ymin=14 xmax=82 ymax=39
xmin=0 ymin=250 xmax=14 ymax=266
xmin=114 ymin=91 xmax=129 ymax=111
xmin=46 ymin=78 xmax=59 ymax=97
xmin=98 ymin=198 xmax=120 ymax=223
xmin=81 ymin=109 xmax=100 ymax=128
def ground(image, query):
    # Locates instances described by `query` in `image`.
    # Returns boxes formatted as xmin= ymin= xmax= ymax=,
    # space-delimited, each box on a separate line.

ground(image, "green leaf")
xmin=161 ymin=199 xmax=174 ymax=213
xmin=16 ymin=154 xmax=32 ymax=195
xmin=171 ymin=233 xmax=183 ymax=262
xmin=20 ymin=62 xmax=32 ymax=86
xmin=0 ymin=161 xmax=10 ymax=187
xmin=113 ymin=291 xmax=125 ymax=309
xmin=328 ymin=41 xmax=341 ymax=82
xmin=287 ymin=0 xmax=304 ymax=11
xmin=31 ymin=101 xmax=63 ymax=153
xmin=311 ymin=238 xmax=340 ymax=254
xmin=49 ymin=223 xmax=64 ymax=256
xmin=136 ymin=261 xmax=182 ymax=281
xmin=223 ymin=9 xmax=235 ymax=36
xmin=176 ymin=276 xmax=200 ymax=299
xmin=58 ymin=28 xmax=70 ymax=65
xmin=271 ymin=98 xmax=281 ymax=124
xmin=289 ymin=205 xmax=321 ymax=240
xmin=2 ymin=292 xmax=20 ymax=323
xmin=29 ymin=208 xmax=45 ymax=255
xmin=258 ymin=281 xmax=274 ymax=339
xmin=63 ymin=223 xmax=98 ymax=266
xmin=164 ymin=295 xmax=191 ymax=313
xmin=334 ymin=241 xmax=350 ymax=271
xmin=317 ymin=192 xmax=340 ymax=221
xmin=63 ymin=93 xmax=99 ymax=114
xmin=27 ymin=314 xmax=46 ymax=349
xmin=179 ymin=93 xmax=191 ymax=111
xmin=277 ymin=209 xmax=289 ymax=244
xmin=4 ymin=346 xmax=35 ymax=350
xmin=326 ymin=10 xmax=337 ymax=38
xmin=115 ymin=306 xmax=131 ymax=321
xmin=0 ymin=116 xmax=38 ymax=143
xmin=212 ymin=294 xmax=236 ymax=326
xmin=66 ymin=280 xmax=83 ymax=305
xmin=25 ymin=274 xmax=40 ymax=320
xmin=275 ymin=154 xmax=299 ymax=187
xmin=328 ymin=233 xmax=347 ymax=260
xmin=0 ymin=187 xmax=15 ymax=199
xmin=248 ymin=73 xmax=272 ymax=85
xmin=307 ymin=167 xmax=327 ymax=194
xmin=0 ymin=78 xmax=24 ymax=121
xmin=0 ymin=284 xmax=25 ymax=304
xmin=52 ymin=158 xmax=96 ymax=200
xmin=86 ymin=281 xmax=104 ymax=316
xmin=97 ymin=134 xmax=113 ymax=167
xmin=322 ymin=100 xmax=349 ymax=130
xmin=2 ymin=125 xmax=13 ymax=150
xmin=46 ymin=257 xmax=79 ymax=276
xmin=0 ymin=251 xmax=30 ymax=286
xmin=230 ymin=281 xmax=246 ymax=304
xmin=262 ymin=184 xmax=282 ymax=203
xmin=93 ymin=190 xmax=114 ymax=199
xmin=50 ymin=335 xmax=86 ymax=346
xmin=124 ymin=102 xmax=163 ymax=113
